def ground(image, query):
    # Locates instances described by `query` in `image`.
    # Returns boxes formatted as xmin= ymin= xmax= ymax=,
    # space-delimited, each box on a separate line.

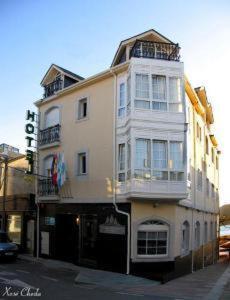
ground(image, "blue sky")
xmin=0 ymin=0 xmax=230 ymax=204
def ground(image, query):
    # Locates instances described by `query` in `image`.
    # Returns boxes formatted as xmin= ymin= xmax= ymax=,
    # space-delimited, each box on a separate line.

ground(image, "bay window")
xmin=134 ymin=139 xmax=184 ymax=181
xmin=134 ymin=73 xmax=183 ymax=112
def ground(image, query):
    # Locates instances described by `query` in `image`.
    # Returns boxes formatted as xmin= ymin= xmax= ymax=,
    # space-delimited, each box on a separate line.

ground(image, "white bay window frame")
xmin=134 ymin=72 xmax=183 ymax=113
xmin=134 ymin=138 xmax=184 ymax=181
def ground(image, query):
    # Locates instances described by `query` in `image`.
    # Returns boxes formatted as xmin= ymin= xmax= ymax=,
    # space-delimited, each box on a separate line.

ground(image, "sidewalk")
xmin=19 ymin=254 xmax=230 ymax=299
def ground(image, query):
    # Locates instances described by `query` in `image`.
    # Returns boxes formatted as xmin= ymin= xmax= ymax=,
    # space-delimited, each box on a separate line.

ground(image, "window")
xmin=211 ymin=148 xmax=214 ymax=163
xmin=182 ymin=221 xmax=190 ymax=254
xmin=206 ymin=178 xmax=210 ymax=197
xmin=77 ymin=152 xmax=87 ymax=175
xmin=204 ymin=221 xmax=208 ymax=244
xmin=170 ymin=142 xmax=184 ymax=181
xmin=152 ymin=75 xmax=167 ymax=111
xmin=206 ymin=137 xmax=209 ymax=155
xmin=134 ymin=139 xmax=184 ymax=181
xmin=197 ymin=169 xmax=202 ymax=191
xmin=194 ymin=221 xmax=200 ymax=249
xmin=118 ymin=83 xmax=126 ymax=117
xmin=134 ymin=100 xmax=150 ymax=109
xmin=216 ymin=156 xmax=219 ymax=170
xmin=44 ymin=155 xmax=53 ymax=177
xmin=7 ymin=215 xmax=22 ymax=245
xmin=78 ymin=98 xmax=88 ymax=120
xmin=127 ymin=76 xmax=131 ymax=115
xmin=210 ymin=222 xmax=213 ymax=241
xmin=211 ymin=183 xmax=215 ymax=198
xmin=118 ymin=143 xmax=125 ymax=182
xmin=169 ymin=77 xmax=182 ymax=112
xmin=135 ymin=74 xmax=149 ymax=98
xmin=135 ymin=139 xmax=151 ymax=179
xmin=127 ymin=140 xmax=131 ymax=180
xmin=152 ymin=140 xmax=168 ymax=180
xmin=45 ymin=107 xmax=60 ymax=128
xmin=196 ymin=123 xmax=202 ymax=141
xmin=137 ymin=220 xmax=168 ymax=256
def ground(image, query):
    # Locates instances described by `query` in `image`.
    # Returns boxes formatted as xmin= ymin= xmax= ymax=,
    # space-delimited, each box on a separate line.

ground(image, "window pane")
xmin=152 ymin=170 xmax=168 ymax=180
xmin=135 ymin=74 xmax=149 ymax=98
xmin=153 ymin=141 xmax=167 ymax=169
xmin=157 ymin=247 xmax=167 ymax=254
xmin=152 ymin=101 xmax=167 ymax=111
xmin=135 ymin=139 xmax=151 ymax=169
xmin=147 ymin=240 xmax=157 ymax=247
xmin=135 ymin=100 xmax=150 ymax=109
xmin=158 ymin=231 xmax=167 ymax=239
xmin=147 ymin=247 xmax=156 ymax=255
xmin=119 ymin=83 xmax=125 ymax=107
xmin=138 ymin=247 xmax=146 ymax=254
xmin=170 ymin=142 xmax=183 ymax=170
xmin=118 ymin=173 xmax=125 ymax=182
xmin=148 ymin=232 xmax=157 ymax=239
xmin=169 ymin=77 xmax=181 ymax=102
xmin=152 ymin=75 xmax=166 ymax=100
xmin=118 ymin=107 xmax=125 ymax=117
xmin=138 ymin=231 xmax=146 ymax=239
xmin=118 ymin=144 xmax=125 ymax=170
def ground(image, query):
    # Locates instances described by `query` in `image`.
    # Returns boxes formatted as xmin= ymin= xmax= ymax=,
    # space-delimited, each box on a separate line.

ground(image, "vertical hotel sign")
xmin=25 ymin=110 xmax=37 ymax=174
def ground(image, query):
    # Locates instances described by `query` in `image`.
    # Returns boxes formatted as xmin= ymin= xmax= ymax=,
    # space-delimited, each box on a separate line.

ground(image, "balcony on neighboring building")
xmin=130 ymin=40 xmax=180 ymax=62
xmin=38 ymin=178 xmax=58 ymax=197
xmin=39 ymin=124 xmax=61 ymax=148
xmin=43 ymin=78 xmax=63 ymax=98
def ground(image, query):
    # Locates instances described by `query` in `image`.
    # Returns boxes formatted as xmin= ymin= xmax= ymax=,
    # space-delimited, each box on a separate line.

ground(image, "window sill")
xmin=76 ymin=117 xmax=89 ymax=123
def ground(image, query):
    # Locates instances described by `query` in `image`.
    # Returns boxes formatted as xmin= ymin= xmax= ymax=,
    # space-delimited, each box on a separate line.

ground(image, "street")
xmin=0 ymin=259 xmax=170 ymax=300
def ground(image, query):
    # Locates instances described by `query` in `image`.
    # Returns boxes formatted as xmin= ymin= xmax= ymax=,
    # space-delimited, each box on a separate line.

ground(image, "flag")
xmin=51 ymin=154 xmax=58 ymax=186
xmin=57 ymin=152 xmax=66 ymax=189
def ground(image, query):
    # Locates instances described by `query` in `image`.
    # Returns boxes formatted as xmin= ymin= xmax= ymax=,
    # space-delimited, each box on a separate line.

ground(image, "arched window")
xmin=43 ymin=155 xmax=54 ymax=177
xmin=194 ymin=221 xmax=200 ymax=249
xmin=45 ymin=107 xmax=60 ymax=128
xmin=137 ymin=220 xmax=169 ymax=256
xmin=204 ymin=221 xmax=208 ymax=244
xmin=182 ymin=221 xmax=190 ymax=254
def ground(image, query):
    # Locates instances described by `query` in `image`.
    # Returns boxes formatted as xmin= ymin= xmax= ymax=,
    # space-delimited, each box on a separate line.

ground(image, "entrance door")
xmin=80 ymin=215 xmax=97 ymax=266
xmin=26 ymin=220 xmax=35 ymax=254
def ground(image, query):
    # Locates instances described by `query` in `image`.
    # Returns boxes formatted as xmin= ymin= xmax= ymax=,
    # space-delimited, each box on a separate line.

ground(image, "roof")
xmin=111 ymin=28 xmax=176 ymax=67
xmin=41 ymin=64 xmax=84 ymax=86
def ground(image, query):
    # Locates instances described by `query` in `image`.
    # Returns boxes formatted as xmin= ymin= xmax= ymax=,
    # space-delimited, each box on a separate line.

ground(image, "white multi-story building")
xmin=35 ymin=29 xmax=220 ymax=281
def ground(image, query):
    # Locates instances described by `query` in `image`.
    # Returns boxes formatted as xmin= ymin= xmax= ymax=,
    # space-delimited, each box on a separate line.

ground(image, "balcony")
xmin=130 ymin=40 xmax=180 ymax=62
xmin=38 ymin=178 xmax=58 ymax=197
xmin=116 ymin=178 xmax=187 ymax=201
xmin=39 ymin=124 xmax=60 ymax=147
xmin=43 ymin=78 xmax=63 ymax=98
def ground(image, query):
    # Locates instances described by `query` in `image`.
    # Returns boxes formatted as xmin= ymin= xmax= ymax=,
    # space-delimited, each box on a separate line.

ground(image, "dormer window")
xmin=41 ymin=64 xmax=84 ymax=99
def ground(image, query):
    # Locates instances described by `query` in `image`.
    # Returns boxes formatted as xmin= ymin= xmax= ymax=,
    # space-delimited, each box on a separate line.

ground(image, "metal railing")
xmin=130 ymin=40 xmax=180 ymax=61
xmin=39 ymin=124 xmax=60 ymax=146
xmin=38 ymin=178 xmax=58 ymax=196
xmin=43 ymin=79 xmax=63 ymax=98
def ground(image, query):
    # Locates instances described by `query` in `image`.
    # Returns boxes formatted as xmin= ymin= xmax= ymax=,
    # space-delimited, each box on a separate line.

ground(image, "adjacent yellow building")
xmin=35 ymin=29 xmax=220 ymax=280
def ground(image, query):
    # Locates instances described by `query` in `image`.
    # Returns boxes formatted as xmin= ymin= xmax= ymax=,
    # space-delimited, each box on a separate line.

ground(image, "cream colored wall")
xmin=39 ymin=76 xmax=115 ymax=202
xmin=0 ymin=157 xmax=34 ymax=196
xmin=186 ymin=94 xmax=219 ymax=213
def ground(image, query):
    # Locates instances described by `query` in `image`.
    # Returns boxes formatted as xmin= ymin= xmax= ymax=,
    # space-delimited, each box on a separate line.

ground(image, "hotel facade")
xmin=35 ymin=29 xmax=220 ymax=280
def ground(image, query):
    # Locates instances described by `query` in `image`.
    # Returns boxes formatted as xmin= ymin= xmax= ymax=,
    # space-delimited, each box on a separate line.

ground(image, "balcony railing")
xmin=38 ymin=178 xmax=58 ymax=197
xmin=39 ymin=124 xmax=60 ymax=146
xmin=44 ymin=79 xmax=63 ymax=98
xmin=130 ymin=40 xmax=180 ymax=62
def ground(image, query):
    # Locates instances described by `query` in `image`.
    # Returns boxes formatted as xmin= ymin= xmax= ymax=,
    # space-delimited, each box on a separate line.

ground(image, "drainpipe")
xmin=111 ymin=69 xmax=130 ymax=275
xmin=36 ymin=110 xmax=40 ymax=259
